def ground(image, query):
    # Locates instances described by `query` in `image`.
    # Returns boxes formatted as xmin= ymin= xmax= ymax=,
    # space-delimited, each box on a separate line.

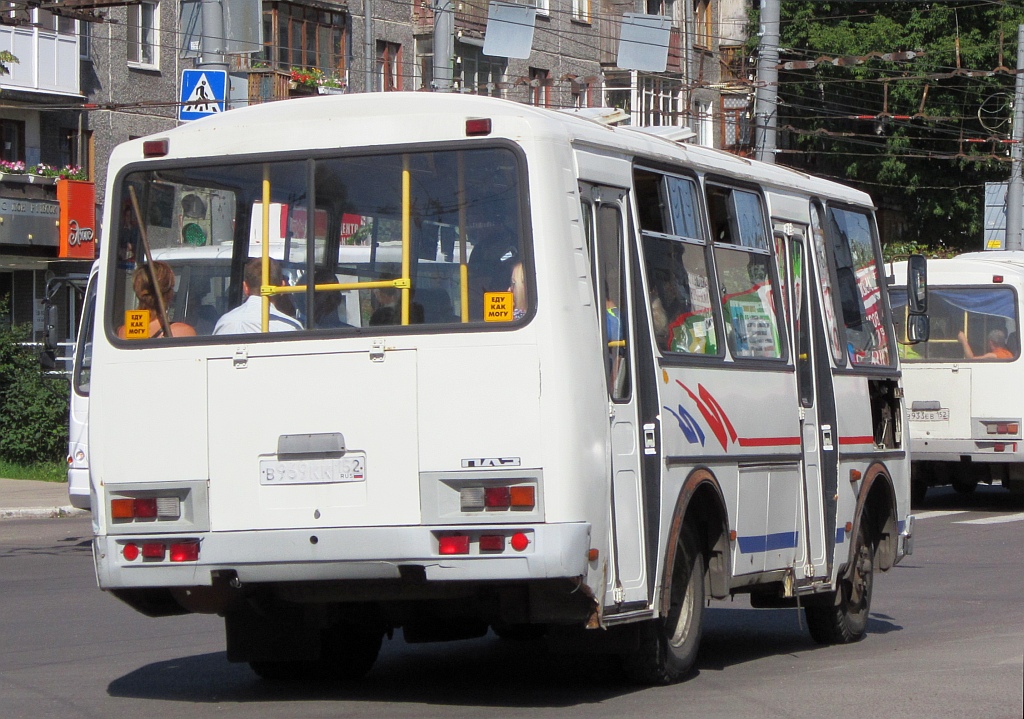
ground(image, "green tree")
xmin=0 ymin=50 xmax=18 ymax=76
xmin=0 ymin=299 xmax=69 ymax=465
xmin=762 ymin=2 xmax=1024 ymax=253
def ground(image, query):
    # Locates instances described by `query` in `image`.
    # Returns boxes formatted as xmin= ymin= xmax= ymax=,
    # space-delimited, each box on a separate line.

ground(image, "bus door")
xmin=581 ymin=183 xmax=650 ymax=609
xmin=789 ymin=213 xmax=839 ymax=581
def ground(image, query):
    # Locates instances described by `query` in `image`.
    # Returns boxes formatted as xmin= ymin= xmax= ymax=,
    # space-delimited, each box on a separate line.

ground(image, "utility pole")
xmin=754 ymin=0 xmax=779 ymax=164
xmin=365 ymin=0 xmax=374 ymax=92
xmin=1005 ymin=24 xmax=1024 ymax=251
xmin=199 ymin=0 xmax=228 ymax=74
xmin=432 ymin=0 xmax=454 ymax=92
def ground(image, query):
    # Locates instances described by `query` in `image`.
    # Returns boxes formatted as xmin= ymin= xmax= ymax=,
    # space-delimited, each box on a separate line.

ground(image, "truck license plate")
xmin=260 ymin=453 xmax=366 ymax=485
xmin=909 ymin=409 xmax=949 ymax=422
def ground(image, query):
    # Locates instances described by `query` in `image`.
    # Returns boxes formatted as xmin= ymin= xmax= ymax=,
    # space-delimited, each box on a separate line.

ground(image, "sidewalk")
xmin=0 ymin=478 xmax=89 ymax=519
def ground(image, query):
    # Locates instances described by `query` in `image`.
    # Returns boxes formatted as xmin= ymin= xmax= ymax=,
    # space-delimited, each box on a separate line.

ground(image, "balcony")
xmin=0 ymin=23 xmax=81 ymax=97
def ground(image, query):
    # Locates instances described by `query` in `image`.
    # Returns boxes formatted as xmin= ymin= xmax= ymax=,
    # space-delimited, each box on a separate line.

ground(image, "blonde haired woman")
xmin=117 ymin=261 xmax=196 ymax=338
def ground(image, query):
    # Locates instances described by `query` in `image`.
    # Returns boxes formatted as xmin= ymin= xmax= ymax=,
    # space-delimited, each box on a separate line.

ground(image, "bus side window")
xmin=708 ymin=185 xmax=782 ymax=360
xmin=635 ymin=169 xmax=716 ymax=356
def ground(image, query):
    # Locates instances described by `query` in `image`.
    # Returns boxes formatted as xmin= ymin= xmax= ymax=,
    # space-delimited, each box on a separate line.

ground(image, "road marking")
xmin=914 ymin=510 xmax=968 ymax=520
xmin=954 ymin=513 xmax=1024 ymax=525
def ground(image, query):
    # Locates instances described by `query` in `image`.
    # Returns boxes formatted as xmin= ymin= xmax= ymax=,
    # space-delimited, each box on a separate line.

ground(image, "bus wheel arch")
xmin=621 ymin=469 xmax=728 ymax=685
xmin=856 ymin=462 xmax=898 ymax=572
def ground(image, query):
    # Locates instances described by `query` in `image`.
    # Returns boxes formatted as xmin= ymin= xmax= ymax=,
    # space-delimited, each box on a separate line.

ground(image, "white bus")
xmin=893 ymin=252 xmax=1024 ymax=503
xmin=81 ymin=93 xmax=923 ymax=684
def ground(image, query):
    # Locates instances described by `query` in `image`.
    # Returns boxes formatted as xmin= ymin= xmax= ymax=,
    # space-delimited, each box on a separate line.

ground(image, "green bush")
xmin=0 ymin=298 xmax=69 ymax=464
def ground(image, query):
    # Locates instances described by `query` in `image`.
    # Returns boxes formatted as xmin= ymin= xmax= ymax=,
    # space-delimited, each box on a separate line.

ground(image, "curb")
xmin=0 ymin=506 xmax=90 ymax=520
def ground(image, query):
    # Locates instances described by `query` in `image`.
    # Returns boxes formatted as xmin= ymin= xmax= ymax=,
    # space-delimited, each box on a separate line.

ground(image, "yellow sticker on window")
xmin=124 ymin=310 xmax=151 ymax=339
xmin=484 ymin=291 xmax=514 ymax=322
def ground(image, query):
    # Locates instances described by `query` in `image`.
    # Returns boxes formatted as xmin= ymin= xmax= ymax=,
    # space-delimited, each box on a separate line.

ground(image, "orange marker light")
xmin=111 ymin=498 xmax=135 ymax=519
xmin=509 ymin=486 xmax=536 ymax=509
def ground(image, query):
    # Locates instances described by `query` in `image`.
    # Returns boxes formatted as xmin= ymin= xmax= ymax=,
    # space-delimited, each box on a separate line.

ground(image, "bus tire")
xmin=805 ymin=519 xmax=874 ymax=645
xmin=622 ymin=528 xmax=705 ymax=685
xmin=249 ymin=624 xmax=383 ymax=682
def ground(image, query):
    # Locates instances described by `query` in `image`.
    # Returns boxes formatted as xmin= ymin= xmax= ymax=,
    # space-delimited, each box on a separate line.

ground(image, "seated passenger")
xmin=310 ymin=268 xmax=352 ymax=329
xmin=213 ymin=258 xmax=301 ymax=334
xmin=117 ymin=261 xmax=196 ymax=339
xmin=958 ymin=329 xmax=1014 ymax=360
xmin=369 ymin=279 xmax=424 ymax=325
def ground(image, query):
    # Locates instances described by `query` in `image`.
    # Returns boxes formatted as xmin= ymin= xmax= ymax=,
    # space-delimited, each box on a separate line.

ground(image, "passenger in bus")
xmin=957 ymin=329 xmax=1014 ymax=360
xmin=308 ymin=268 xmax=352 ymax=329
xmin=213 ymin=258 xmax=302 ymax=334
xmin=509 ymin=262 xmax=527 ymax=320
xmin=116 ymin=261 xmax=196 ymax=339
xmin=369 ymin=278 xmax=424 ymax=325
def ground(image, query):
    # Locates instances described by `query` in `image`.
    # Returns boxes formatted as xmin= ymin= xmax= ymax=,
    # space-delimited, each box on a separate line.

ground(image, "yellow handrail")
xmin=260 ymin=165 xmax=271 ymax=333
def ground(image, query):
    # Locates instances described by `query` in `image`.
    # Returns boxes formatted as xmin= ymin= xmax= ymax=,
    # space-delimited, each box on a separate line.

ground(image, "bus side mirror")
xmin=906 ymin=254 xmax=927 ymax=314
xmin=906 ymin=313 xmax=929 ymax=344
xmin=44 ymin=303 xmax=60 ymax=352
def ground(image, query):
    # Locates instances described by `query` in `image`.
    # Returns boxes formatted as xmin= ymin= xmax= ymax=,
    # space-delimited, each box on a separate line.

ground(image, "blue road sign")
xmin=179 ymin=69 xmax=227 ymax=121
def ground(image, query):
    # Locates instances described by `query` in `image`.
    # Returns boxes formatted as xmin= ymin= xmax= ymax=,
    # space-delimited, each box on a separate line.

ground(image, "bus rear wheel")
xmin=805 ymin=519 xmax=874 ymax=644
xmin=249 ymin=623 xmax=383 ymax=682
xmin=622 ymin=528 xmax=705 ymax=685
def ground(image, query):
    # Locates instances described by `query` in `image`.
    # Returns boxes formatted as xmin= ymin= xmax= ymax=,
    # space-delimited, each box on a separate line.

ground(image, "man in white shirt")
xmin=213 ymin=257 xmax=302 ymax=334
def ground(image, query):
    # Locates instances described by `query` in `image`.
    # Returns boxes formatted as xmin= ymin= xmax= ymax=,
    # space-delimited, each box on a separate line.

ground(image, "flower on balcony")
xmin=0 ymin=163 xmax=88 ymax=180
xmin=290 ymin=67 xmax=344 ymax=90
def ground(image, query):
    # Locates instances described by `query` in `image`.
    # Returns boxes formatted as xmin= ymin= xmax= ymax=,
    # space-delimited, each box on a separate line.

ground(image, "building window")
xmin=526 ymin=0 xmax=549 ymax=16
xmin=376 ymin=41 xmax=400 ymax=92
xmin=456 ymin=43 xmax=505 ymax=97
xmin=127 ymin=1 xmax=158 ymax=67
xmin=645 ymin=0 xmax=674 ymax=20
xmin=694 ymin=100 xmax=713 ymax=147
xmin=60 ymin=128 xmax=93 ymax=178
xmin=721 ymin=94 xmax=752 ymax=154
xmin=415 ymin=36 xmax=433 ymax=90
xmin=258 ymin=2 xmax=348 ymax=81
xmin=571 ymin=0 xmax=590 ymax=22
xmin=639 ymin=75 xmax=682 ymax=126
xmin=0 ymin=119 xmax=26 ymax=163
xmin=571 ymin=77 xmax=596 ymax=108
xmin=694 ymin=0 xmax=711 ymax=49
xmin=80 ymin=18 xmax=91 ymax=59
xmin=528 ymin=67 xmax=549 ymax=107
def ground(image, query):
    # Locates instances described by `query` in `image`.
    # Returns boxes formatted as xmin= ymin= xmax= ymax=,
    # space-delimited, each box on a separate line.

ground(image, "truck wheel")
xmin=806 ymin=519 xmax=874 ymax=644
xmin=622 ymin=528 xmax=705 ymax=685
xmin=250 ymin=623 xmax=383 ymax=682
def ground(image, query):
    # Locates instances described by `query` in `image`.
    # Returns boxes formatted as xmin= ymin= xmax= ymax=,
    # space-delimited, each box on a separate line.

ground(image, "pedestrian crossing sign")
xmin=179 ymin=69 xmax=227 ymax=121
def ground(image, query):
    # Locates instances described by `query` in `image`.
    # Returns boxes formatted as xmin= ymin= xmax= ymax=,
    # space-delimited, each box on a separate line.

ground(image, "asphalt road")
xmin=1 ymin=486 xmax=1021 ymax=719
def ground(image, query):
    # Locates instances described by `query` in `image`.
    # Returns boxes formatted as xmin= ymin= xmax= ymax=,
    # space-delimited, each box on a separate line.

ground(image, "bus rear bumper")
xmin=94 ymin=522 xmax=592 ymax=590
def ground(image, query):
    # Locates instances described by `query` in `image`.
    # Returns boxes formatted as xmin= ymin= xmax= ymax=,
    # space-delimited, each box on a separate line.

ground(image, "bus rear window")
xmin=894 ymin=286 xmax=1018 ymax=362
xmin=108 ymin=146 xmax=528 ymax=341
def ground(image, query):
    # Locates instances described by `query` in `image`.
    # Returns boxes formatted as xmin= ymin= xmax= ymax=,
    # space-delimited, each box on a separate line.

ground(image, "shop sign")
xmin=58 ymin=180 xmax=96 ymax=259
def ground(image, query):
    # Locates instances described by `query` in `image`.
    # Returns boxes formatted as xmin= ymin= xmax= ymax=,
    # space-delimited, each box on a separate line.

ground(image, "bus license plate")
xmin=909 ymin=409 xmax=949 ymax=422
xmin=260 ymin=453 xmax=366 ymax=485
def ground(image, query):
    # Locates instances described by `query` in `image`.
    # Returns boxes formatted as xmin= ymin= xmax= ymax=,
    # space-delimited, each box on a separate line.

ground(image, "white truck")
xmin=893 ymin=252 xmax=1024 ymax=503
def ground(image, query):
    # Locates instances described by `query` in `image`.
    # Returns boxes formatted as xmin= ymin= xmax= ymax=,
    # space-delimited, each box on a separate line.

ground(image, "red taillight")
xmin=122 ymin=543 xmax=139 ymax=561
xmin=169 ymin=542 xmax=200 ymax=562
xmin=479 ymin=534 xmax=505 ymax=552
xmin=510 ymin=532 xmax=530 ymax=552
xmin=438 ymin=535 xmax=470 ymax=555
xmin=995 ymin=443 xmax=1006 ymax=452
xmin=142 ymin=542 xmax=165 ymax=559
xmin=134 ymin=498 xmax=158 ymax=518
xmin=994 ymin=275 xmax=1004 ymax=283
xmin=484 ymin=486 xmax=511 ymax=509
xmin=143 ymin=139 xmax=169 ymax=157
xmin=465 ymin=118 xmax=492 ymax=136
